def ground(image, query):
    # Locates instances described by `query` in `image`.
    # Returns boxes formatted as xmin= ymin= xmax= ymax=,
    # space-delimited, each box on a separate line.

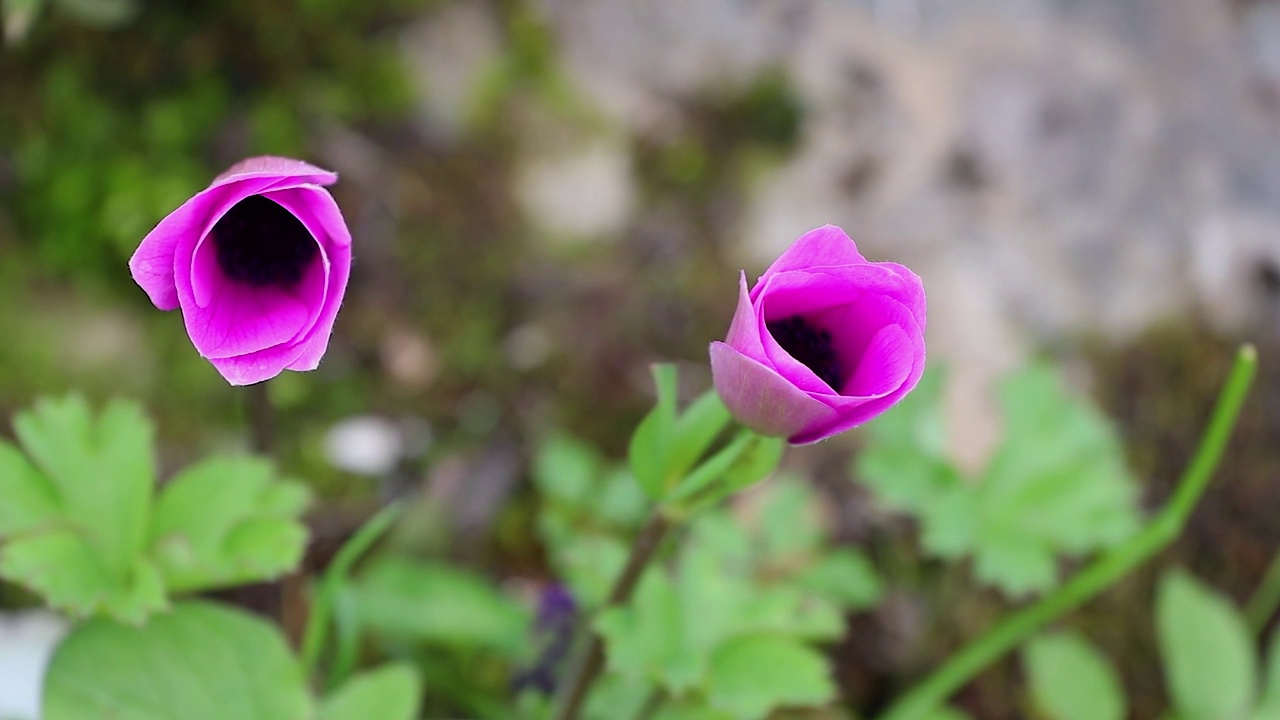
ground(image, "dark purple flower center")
xmin=767 ymin=315 xmax=844 ymax=391
xmin=212 ymin=195 xmax=319 ymax=288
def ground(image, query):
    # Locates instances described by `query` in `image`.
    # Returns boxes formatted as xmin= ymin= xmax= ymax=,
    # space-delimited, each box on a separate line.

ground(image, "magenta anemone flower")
xmin=129 ymin=156 xmax=352 ymax=386
xmin=710 ymin=225 xmax=926 ymax=444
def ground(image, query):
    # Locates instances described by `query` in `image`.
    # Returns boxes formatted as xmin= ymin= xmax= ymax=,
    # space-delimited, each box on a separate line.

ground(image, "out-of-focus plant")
xmin=0 ymin=396 xmax=422 ymax=720
xmin=530 ymin=432 xmax=881 ymax=719
xmin=855 ymin=365 xmax=1142 ymax=596
xmin=1023 ymin=567 xmax=1280 ymax=720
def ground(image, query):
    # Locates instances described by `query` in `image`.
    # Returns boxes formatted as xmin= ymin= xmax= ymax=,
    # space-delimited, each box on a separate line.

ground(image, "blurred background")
xmin=4 ymin=0 xmax=1280 ymax=717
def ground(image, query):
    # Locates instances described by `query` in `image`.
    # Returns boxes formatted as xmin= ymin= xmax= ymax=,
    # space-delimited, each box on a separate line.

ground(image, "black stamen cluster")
xmin=767 ymin=315 xmax=844 ymax=391
xmin=212 ymin=195 xmax=319 ymax=288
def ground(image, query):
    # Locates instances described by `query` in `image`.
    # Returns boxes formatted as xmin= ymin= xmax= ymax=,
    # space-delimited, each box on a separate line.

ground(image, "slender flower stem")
xmin=552 ymin=511 xmax=672 ymax=720
xmin=301 ymin=502 xmax=405 ymax=681
xmin=245 ymin=381 xmax=275 ymax=454
xmin=1246 ymin=543 xmax=1280 ymax=636
xmin=876 ymin=344 xmax=1258 ymax=720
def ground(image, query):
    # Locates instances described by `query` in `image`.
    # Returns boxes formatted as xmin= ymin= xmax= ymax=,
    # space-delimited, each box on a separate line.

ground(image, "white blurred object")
xmin=0 ymin=610 xmax=69 ymax=720
xmin=401 ymin=2 xmax=503 ymax=141
xmin=515 ymin=136 xmax=636 ymax=243
xmin=324 ymin=416 xmax=406 ymax=476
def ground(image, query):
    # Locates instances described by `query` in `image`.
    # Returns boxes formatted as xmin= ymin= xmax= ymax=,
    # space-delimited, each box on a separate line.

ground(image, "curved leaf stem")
xmin=876 ymin=344 xmax=1257 ymax=720
xmin=300 ymin=501 xmax=405 ymax=683
xmin=1246 ymin=541 xmax=1280 ymax=636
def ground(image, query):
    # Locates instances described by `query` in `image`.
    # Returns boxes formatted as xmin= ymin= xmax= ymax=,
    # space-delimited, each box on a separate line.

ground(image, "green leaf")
xmin=0 ymin=441 xmax=58 ymax=535
xmin=43 ymin=601 xmax=313 ymax=720
xmin=667 ymin=389 xmax=732 ymax=479
xmin=669 ymin=432 xmax=785 ymax=512
xmin=629 ymin=364 xmax=680 ymax=499
xmin=797 ymin=549 xmax=883 ymax=611
xmin=148 ymin=455 xmax=309 ymax=592
xmin=14 ymin=397 xmax=152 ymax=578
xmin=0 ymin=533 xmax=166 ymax=623
xmin=1252 ymin=627 xmax=1280 ymax=720
xmin=598 ymin=569 xmax=707 ymax=692
xmin=707 ymin=434 xmax=785 ymax=503
xmin=0 ymin=397 xmax=165 ymax=622
xmin=666 ymin=433 xmax=753 ymax=503
xmin=556 ymin=535 xmax=630 ymax=607
xmin=706 ymin=635 xmax=835 ymax=719
xmin=583 ymin=672 xmax=659 ymax=720
xmin=352 ymin=556 xmax=530 ymax=656
xmin=597 ymin=504 xmax=853 ymax=698
xmin=1157 ymin=570 xmax=1257 ymax=720
xmin=651 ymin=705 xmax=734 ymax=720
xmin=533 ymin=435 xmax=600 ymax=506
xmin=1024 ymin=632 xmax=1126 ymax=720
xmin=318 ymin=664 xmax=422 ymax=720
xmin=924 ymin=708 xmax=974 ymax=720
xmin=758 ymin=478 xmax=824 ymax=560
xmin=856 ymin=369 xmax=956 ymax=512
xmin=854 ymin=365 xmax=1141 ymax=597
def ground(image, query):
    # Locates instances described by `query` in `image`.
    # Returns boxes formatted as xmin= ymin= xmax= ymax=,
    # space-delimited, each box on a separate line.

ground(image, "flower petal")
xmin=813 ymin=293 xmax=915 ymax=394
xmin=258 ymin=186 xmax=343 ymax=343
xmin=129 ymin=176 xmax=281 ymax=311
xmin=709 ymin=341 xmax=837 ymax=439
xmin=277 ymin=187 xmax=351 ymax=370
xmin=751 ymin=225 xmax=867 ymax=302
xmin=724 ymin=271 xmax=769 ymax=365
xmin=790 ymin=313 xmax=926 ymax=443
xmin=756 ymin=263 xmax=921 ymax=320
xmin=211 ymin=156 xmax=338 ymax=189
xmin=182 ymin=280 xmax=312 ymax=359
xmin=206 ymin=342 xmax=312 ymax=387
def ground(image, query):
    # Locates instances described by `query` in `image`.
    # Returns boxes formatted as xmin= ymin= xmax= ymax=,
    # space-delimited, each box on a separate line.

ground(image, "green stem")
xmin=1246 ymin=543 xmax=1280 ymax=635
xmin=245 ymin=381 xmax=275 ymax=454
xmin=551 ymin=510 xmax=673 ymax=720
xmin=300 ymin=502 xmax=405 ymax=681
xmin=876 ymin=344 xmax=1258 ymax=720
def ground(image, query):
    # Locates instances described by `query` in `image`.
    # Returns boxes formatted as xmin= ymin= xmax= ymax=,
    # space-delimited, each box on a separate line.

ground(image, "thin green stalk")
xmin=551 ymin=510 xmax=673 ymax=720
xmin=877 ymin=344 xmax=1258 ymax=720
xmin=1246 ymin=543 xmax=1280 ymax=635
xmin=300 ymin=501 xmax=405 ymax=681
xmin=245 ymin=382 xmax=275 ymax=454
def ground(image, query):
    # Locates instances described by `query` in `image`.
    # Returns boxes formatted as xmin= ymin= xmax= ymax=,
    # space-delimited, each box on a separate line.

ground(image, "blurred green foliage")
xmin=0 ymin=396 xmax=309 ymax=622
xmin=854 ymin=365 xmax=1141 ymax=596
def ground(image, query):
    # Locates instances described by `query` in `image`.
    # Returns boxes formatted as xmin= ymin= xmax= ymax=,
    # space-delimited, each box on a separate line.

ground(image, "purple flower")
xmin=710 ymin=225 xmax=926 ymax=444
xmin=129 ymin=156 xmax=352 ymax=386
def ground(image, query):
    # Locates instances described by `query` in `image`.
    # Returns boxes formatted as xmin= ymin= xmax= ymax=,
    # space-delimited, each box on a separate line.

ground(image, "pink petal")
xmin=813 ymin=294 xmax=915 ymax=394
xmin=207 ymin=342 xmax=312 ymax=387
xmin=182 ymin=280 xmax=312 ymax=359
xmin=755 ymin=307 xmax=834 ymax=396
xmin=751 ymin=225 xmax=866 ymax=302
xmin=791 ymin=313 xmax=926 ymax=443
xmin=270 ymin=186 xmax=351 ymax=367
xmin=723 ymin=271 xmax=769 ymax=364
xmin=755 ymin=264 xmax=921 ymax=320
xmin=877 ymin=262 xmax=927 ymax=331
xmin=258 ymin=186 xmax=341 ymax=342
xmin=710 ymin=341 xmax=837 ymax=439
xmin=285 ymin=318 xmax=338 ymax=372
xmin=846 ymin=324 xmax=913 ymax=397
xmin=212 ymin=156 xmax=338 ymax=189
xmin=129 ymin=176 xmax=282 ymax=311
